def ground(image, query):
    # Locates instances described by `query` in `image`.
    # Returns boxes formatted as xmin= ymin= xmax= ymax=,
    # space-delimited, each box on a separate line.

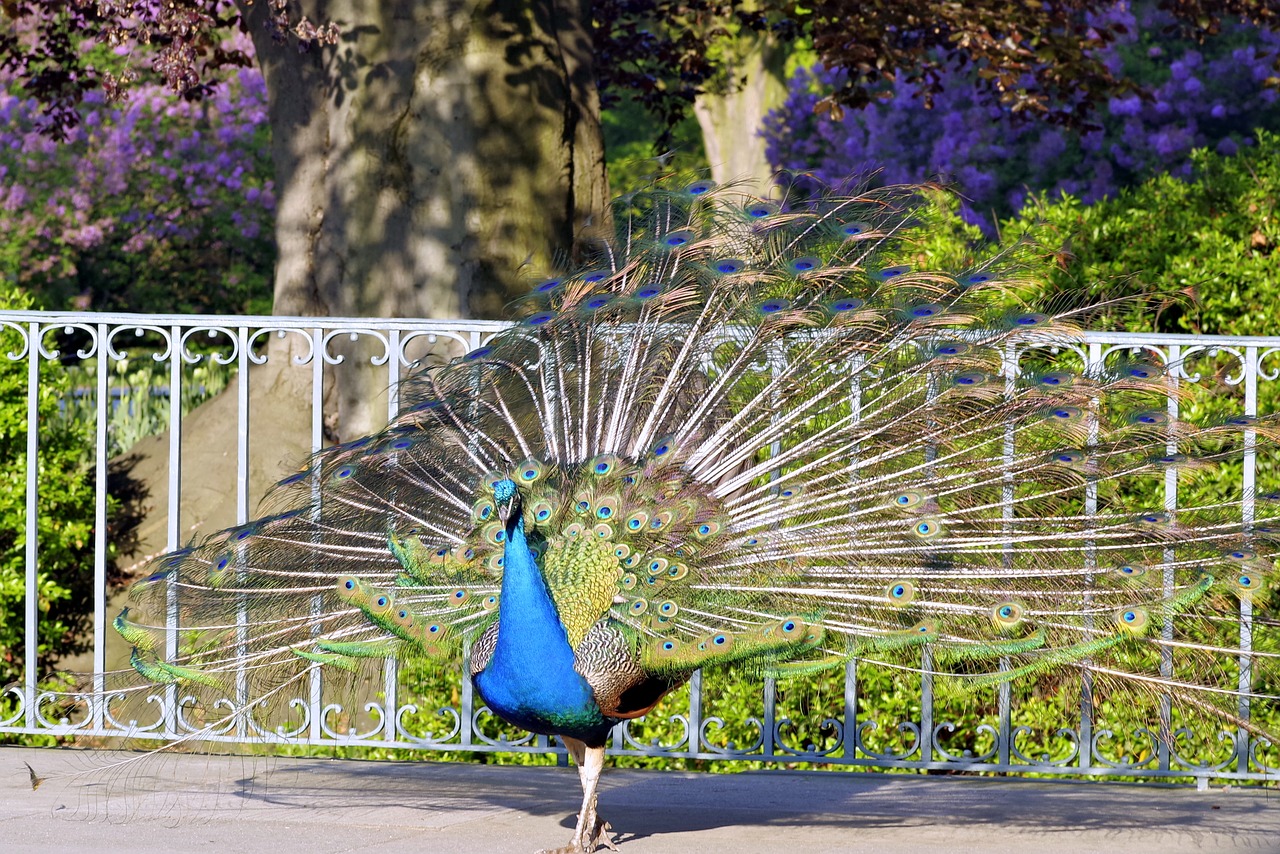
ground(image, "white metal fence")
xmin=2 ymin=309 xmax=1277 ymax=782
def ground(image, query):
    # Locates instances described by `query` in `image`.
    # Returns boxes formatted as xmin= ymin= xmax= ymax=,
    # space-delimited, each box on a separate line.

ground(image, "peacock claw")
xmin=590 ymin=819 xmax=618 ymax=852
xmin=535 ymin=818 xmax=617 ymax=854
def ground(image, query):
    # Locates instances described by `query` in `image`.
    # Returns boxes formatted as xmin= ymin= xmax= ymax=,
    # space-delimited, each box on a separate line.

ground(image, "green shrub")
xmin=0 ymin=283 xmax=99 ymax=690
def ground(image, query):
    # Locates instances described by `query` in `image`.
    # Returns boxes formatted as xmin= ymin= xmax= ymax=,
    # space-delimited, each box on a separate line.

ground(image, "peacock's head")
xmin=493 ymin=478 xmax=521 ymax=529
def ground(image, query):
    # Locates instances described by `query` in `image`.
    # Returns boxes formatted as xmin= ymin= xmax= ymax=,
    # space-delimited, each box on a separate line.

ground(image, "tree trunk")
xmin=106 ymin=1 xmax=607 ymax=579
xmin=239 ymin=0 xmax=608 ymax=438
xmin=692 ymin=26 xmax=787 ymax=187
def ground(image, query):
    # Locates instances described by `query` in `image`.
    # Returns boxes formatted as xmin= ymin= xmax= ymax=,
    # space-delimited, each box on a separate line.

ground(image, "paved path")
xmin=3 ymin=746 xmax=1278 ymax=853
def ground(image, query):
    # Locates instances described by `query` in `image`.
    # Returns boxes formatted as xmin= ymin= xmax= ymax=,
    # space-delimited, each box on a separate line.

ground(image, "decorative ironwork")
xmin=1 ymin=310 xmax=1276 ymax=782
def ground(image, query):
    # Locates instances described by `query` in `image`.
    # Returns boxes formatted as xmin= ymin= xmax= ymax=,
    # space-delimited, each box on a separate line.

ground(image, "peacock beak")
xmin=496 ymin=493 xmax=516 ymax=525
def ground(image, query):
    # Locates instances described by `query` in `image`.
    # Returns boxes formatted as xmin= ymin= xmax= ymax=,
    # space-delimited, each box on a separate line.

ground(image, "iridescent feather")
xmin=88 ymin=178 xmax=1280 ymax=853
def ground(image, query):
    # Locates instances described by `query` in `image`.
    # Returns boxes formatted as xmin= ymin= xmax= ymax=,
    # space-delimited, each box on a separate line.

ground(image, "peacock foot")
xmin=589 ymin=818 xmax=618 ymax=852
xmin=536 ymin=818 xmax=618 ymax=854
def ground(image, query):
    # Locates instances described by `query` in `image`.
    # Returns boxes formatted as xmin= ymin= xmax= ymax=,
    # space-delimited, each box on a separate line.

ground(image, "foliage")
xmin=602 ymin=97 xmax=708 ymax=193
xmin=797 ymin=0 xmax=1275 ymax=123
xmin=766 ymin=3 xmax=1280 ymax=232
xmin=1001 ymin=129 xmax=1280 ymax=337
xmin=0 ymin=283 xmax=100 ymax=687
xmin=3 ymin=0 xmax=1275 ymax=146
xmin=0 ymin=35 xmax=275 ymax=314
xmin=0 ymin=0 xmax=329 ymax=139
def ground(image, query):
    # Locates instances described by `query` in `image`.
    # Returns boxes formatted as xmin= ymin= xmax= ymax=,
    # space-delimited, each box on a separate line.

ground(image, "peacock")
xmin=100 ymin=177 xmax=1277 ymax=853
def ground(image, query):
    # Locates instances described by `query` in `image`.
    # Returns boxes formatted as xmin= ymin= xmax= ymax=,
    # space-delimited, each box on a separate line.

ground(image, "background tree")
xmin=6 ymin=1 xmax=1277 ymax=321
xmin=3 ymin=0 xmax=1277 ymax=439
xmin=596 ymin=0 xmax=1278 ymax=185
xmin=3 ymin=0 xmax=608 ymax=439
xmin=765 ymin=5 xmax=1280 ymax=231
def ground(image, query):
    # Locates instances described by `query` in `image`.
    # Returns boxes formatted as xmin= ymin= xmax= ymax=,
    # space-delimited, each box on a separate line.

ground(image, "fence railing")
xmin=2 ymin=309 xmax=1278 ymax=782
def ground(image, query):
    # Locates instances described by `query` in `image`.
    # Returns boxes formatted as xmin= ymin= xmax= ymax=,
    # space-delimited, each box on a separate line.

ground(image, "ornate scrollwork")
xmin=395 ymin=702 xmax=463 ymax=746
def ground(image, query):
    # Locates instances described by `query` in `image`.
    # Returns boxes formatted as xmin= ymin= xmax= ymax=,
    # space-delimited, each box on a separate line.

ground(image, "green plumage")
xmin=104 ymin=177 xmax=1280 ymax=852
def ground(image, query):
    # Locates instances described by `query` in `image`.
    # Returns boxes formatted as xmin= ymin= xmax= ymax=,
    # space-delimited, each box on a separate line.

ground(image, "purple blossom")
xmin=0 ymin=26 xmax=275 ymax=311
xmin=765 ymin=3 xmax=1280 ymax=233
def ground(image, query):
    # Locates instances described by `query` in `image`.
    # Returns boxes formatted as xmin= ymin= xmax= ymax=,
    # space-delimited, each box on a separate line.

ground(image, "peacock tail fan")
xmin=59 ymin=176 xmax=1279 ymax=781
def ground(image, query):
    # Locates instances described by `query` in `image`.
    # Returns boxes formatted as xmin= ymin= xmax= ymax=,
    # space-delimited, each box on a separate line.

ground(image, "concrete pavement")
xmin=2 ymin=746 xmax=1277 ymax=853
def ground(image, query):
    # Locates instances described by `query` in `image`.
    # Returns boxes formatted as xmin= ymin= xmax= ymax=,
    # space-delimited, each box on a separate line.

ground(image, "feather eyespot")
xmin=1115 ymin=607 xmax=1149 ymax=633
xmin=932 ymin=340 xmax=971 ymax=357
xmin=589 ymin=454 xmax=618 ymax=476
xmin=991 ymin=601 xmax=1025 ymax=629
xmin=1045 ymin=406 xmax=1083 ymax=422
xmin=1129 ymin=410 xmax=1168 ymax=426
xmin=1009 ymin=312 xmax=1048 ymax=327
xmin=907 ymin=303 xmax=944 ymax=319
xmin=911 ymin=519 xmax=944 ymax=539
xmin=952 ymin=371 xmax=989 ymax=387
xmin=515 ymin=459 xmax=544 ymax=482
xmin=887 ymin=580 xmax=916 ymax=605
xmin=893 ymin=492 xmax=924 ymax=509
xmin=662 ymin=229 xmax=695 ymax=248
xmin=1115 ymin=563 xmax=1148 ymax=578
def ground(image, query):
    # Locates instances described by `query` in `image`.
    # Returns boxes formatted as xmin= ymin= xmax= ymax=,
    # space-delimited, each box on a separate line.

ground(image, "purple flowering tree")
xmin=3 ymin=1 xmax=610 ymax=439
xmin=0 ymin=33 xmax=275 ymax=314
xmin=764 ymin=3 xmax=1280 ymax=232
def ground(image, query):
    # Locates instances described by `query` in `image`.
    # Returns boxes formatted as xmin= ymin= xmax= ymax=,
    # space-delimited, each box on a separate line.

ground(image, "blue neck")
xmin=491 ymin=518 xmax=572 ymax=671
xmin=473 ymin=514 xmax=606 ymax=738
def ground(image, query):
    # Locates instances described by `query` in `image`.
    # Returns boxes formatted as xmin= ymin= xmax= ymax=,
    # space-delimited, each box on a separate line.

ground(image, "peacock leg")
xmin=539 ymin=736 xmax=617 ymax=854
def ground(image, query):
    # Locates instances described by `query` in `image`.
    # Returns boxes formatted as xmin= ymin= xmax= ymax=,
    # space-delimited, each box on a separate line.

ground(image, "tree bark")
xmin=692 ymin=25 xmax=787 ymax=187
xmin=239 ymin=0 xmax=608 ymax=437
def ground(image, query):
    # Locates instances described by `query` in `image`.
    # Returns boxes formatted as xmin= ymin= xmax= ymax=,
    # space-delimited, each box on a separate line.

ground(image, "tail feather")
xmin=68 ymin=176 xmax=1279 ymax=752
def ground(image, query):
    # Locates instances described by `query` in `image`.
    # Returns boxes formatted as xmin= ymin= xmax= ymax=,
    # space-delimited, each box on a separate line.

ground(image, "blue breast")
xmin=472 ymin=502 xmax=611 ymax=741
